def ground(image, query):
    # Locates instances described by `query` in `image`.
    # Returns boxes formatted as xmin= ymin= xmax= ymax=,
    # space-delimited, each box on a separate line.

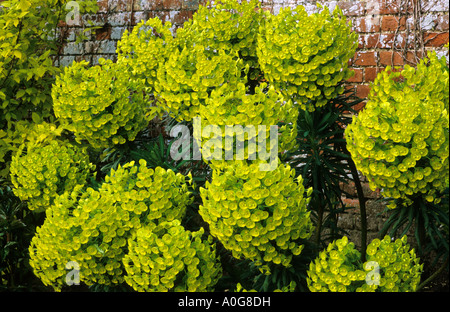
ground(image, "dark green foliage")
xmin=0 ymin=186 xmax=46 ymax=290
xmin=286 ymin=86 xmax=365 ymax=248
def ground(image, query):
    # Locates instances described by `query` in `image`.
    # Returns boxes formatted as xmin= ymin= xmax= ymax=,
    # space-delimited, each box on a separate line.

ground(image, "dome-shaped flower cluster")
xmin=52 ymin=59 xmax=151 ymax=149
xmin=257 ymin=4 xmax=358 ymax=111
xmin=10 ymin=124 xmax=93 ymax=211
xmin=117 ymin=17 xmax=174 ymax=97
xmin=197 ymin=82 xmax=298 ymax=170
xmin=345 ymin=52 xmax=449 ymax=208
xmin=154 ymin=44 xmax=243 ymax=122
xmin=307 ymin=235 xmax=422 ymax=292
xmin=199 ymin=160 xmax=314 ymax=269
xmin=123 ymin=220 xmax=222 ymax=292
xmin=179 ymin=0 xmax=262 ymax=70
xmin=29 ymin=160 xmax=193 ymax=290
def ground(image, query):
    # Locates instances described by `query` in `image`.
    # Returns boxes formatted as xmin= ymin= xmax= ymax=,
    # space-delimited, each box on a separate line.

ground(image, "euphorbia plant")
xmin=29 ymin=160 xmax=193 ymax=290
xmin=199 ymin=159 xmax=314 ymax=270
xmin=345 ymin=52 xmax=449 ymax=259
xmin=9 ymin=123 xmax=94 ymax=211
xmin=307 ymin=235 xmax=422 ymax=292
xmin=257 ymin=4 xmax=358 ymax=111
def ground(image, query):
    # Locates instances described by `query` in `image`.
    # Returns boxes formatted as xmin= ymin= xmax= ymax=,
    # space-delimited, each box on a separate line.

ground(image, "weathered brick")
xmin=63 ymin=42 xmax=84 ymax=55
xmin=337 ymin=0 xmax=365 ymax=16
xmin=111 ymin=26 xmax=127 ymax=40
xmin=355 ymin=84 xmax=371 ymax=99
xmin=353 ymin=51 xmax=377 ymax=66
xmin=353 ymin=16 xmax=381 ymax=33
xmin=364 ymin=66 xmax=380 ymax=82
xmin=381 ymin=15 xmax=406 ymax=31
xmin=150 ymin=0 xmax=183 ymax=10
xmin=346 ymin=68 xmax=363 ymax=83
xmin=379 ymin=50 xmax=404 ymax=66
xmin=424 ymin=32 xmax=450 ymax=47
xmin=97 ymin=0 xmax=109 ymax=13
xmin=95 ymin=23 xmax=112 ymax=40
xmin=377 ymin=0 xmax=400 ymax=14
xmin=435 ymin=14 xmax=449 ymax=31
xmin=422 ymin=0 xmax=449 ymax=12
xmin=172 ymin=10 xmax=194 ymax=25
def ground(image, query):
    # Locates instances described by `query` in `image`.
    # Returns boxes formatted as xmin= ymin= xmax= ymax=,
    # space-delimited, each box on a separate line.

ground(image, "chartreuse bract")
xmin=345 ymin=52 xmax=449 ymax=209
xmin=257 ymin=3 xmax=358 ymax=111
xmin=10 ymin=123 xmax=94 ymax=211
xmin=52 ymin=59 xmax=152 ymax=149
xmin=29 ymin=160 xmax=193 ymax=290
xmin=123 ymin=220 xmax=222 ymax=292
xmin=199 ymin=160 xmax=314 ymax=271
xmin=307 ymin=236 xmax=422 ymax=292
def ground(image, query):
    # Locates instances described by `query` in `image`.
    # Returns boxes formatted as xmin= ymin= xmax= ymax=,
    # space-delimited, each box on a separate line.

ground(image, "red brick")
xmin=357 ymin=35 xmax=365 ymax=49
xmin=346 ymin=68 xmax=363 ymax=83
xmin=405 ymin=51 xmax=425 ymax=65
xmin=172 ymin=10 xmax=194 ymax=26
xmin=356 ymin=84 xmax=371 ymax=99
xmin=378 ymin=0 xmax=400 ymax=14
xmin=151 ymin=0 xmax=183 ymax=10
xmin=95 ymin=23 xmax=112 ymax=40
xmin=364 ymin=67 xmax=380 ymax=82
xmin=337 ymin=1 xmax=365 ymax=16
xmin=353 ymin=51 xmax=377 ymax=66
xmin=353 ymin=99 xmax=366 ymax=112
xmin=379 ymin=51 xmax=404 ymax=66
xmin=435 ymin=14 xmax=449 ymax=31
xmin=424 ymin=32 xmax=450 ymax=47
xmin=98 ymin=0 xmax=108 ymax=13
xmin=353 ymin=16 xmax=381 ymax=33
xmin=365 ymin=34 xmax=379 ymax=48
xmin=381 ymin=15 xmax=406 ymax=31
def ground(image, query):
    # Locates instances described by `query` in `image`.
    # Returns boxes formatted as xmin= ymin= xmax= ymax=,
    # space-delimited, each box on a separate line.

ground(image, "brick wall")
xmin=56 ymin=0 xmax=449 ymax=108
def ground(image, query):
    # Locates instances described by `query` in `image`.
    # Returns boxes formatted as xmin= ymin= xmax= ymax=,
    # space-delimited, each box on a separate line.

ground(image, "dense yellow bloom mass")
xmin=197 ymin=82 xmax=298 ymax=170
xmin=10 ymin=124 xmax=94 ymax=211
xmin=123 ymin=220 xmax=222 ymax=292
xmin=29 ymin=160 xmax=193 ymax=290
xmin=117 ymin=17 xmax=174 ymax=97
xmin=345 ymin=52 xmax=449 ymax=208
xmin=257 ymin=4 xmax=358 ymax=111
xmin=199 ymin=160 xmax=314 ymax=269
xmin=307 ymin=236 xmax=422 ymax=292
xmin=179 ymin=0 xmax=262 ymax=70
xmin=52 ymin=60 xmax=152 ymax=149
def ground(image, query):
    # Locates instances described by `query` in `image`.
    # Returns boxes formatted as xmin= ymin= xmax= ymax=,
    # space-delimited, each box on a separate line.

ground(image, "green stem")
xmin=415 ymin=258 xmax=449 ymax=292
xmin=413 ymin=198 xmax=426 ymax=257
xmin=347 ymin=156 xmax=367 ymax=262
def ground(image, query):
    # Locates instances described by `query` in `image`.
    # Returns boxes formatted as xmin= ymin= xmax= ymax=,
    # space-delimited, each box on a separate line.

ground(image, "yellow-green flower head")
xmin=199 ymin=160 xmax=314 ymax=269
xmin=345 ymin=52 xmax=449 ymax=209
xmin=117 ymin=17 xmax=174 ymax=101
xmin=154 ymin=43 xmax=244 ymax=122
xmin=52 ymin=59 xmax=152 ymax=149
xmin=307 ymin=235 xmax=422 ymax=292
xmin=357 ymin=236 xmax=422 ymax=292
xmin=10 ymin=133 xmax=94 ymax=211
xmin=197 ymin=82 xmax=299 ymax=170
xmin=256 ymin=4 xmax=358 ymax=111
xmin=178 ymin=0 xmax=263 ymax=70
xmin=123 ymin=220 xmax=222 ymax=292
xmin=29 ymin=160 xmax=193 ymax=289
